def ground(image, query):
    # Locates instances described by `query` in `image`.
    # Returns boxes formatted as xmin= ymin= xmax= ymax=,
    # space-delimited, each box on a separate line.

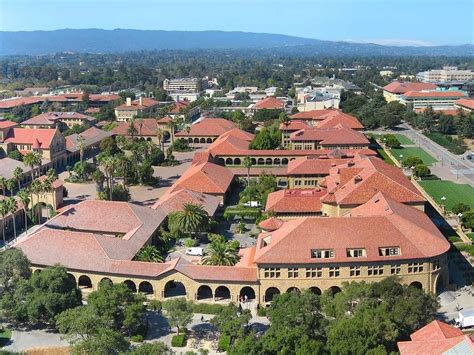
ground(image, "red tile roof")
xmin=112 ymin=118 xmax=160 ymax=137
xmin=403 ymin=91 xmax=466 ymax=99
xmin=290 ymin=126 xmax=369 ymax=146
xmin=321 ymin=157 xmax=424 ymax=206
xmin=398 ymin=320 xmax=473 ymax=355
xmin=254 ymin=96 xmax=285 ymax=110
xmin=265 ymin=189 xmax=325 ymax=214
xmin=116 ymin=97 xmax=160 ymax=110
xmin=3 ymin=128 xmax=58 ymax=149
xmin=0 ymin=94 xmax=120 ymax=109
xmin=175 ymin=118 xmax=236 ymax=137
xmin=287 ymin=157 xmax=355 ymax=175
xmin=316 ymin=112 xmax=364 ymax=130
xmin=0 ymin=120 xmax=18 ymax=129
xmin=290 ymin=109 xmax=341 ymax=121
xmin=22 ymin=112 xmax=95 ymax=126
xmin=169 ymin=100 xmax=190 ymax=114
xmin=258 ymin=217 xmax=284 ymax=231
xmin=256 ymin=192 xmax=449 ymax=265
xmin=279 ymin=120 xmax=310 ymax=131
xmin=152 ymin=188 xmax=220 ymax=216
xmin=170 ymin=161 xmax=234 ymax=195
xmin=455 ymin=98 xmax=474 ymax=110
xmin=383 ymin=81 xmax=438 ymax=94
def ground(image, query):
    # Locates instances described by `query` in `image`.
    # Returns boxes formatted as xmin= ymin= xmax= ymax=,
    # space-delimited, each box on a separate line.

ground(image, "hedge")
xmin=191 ymin=302 xmax=227 ymax=314
xmin=218 ymin=335 xmax=231 ymax=352
xmin=224 ymin=207 xmax=261 ymax=220
xmin=257 ymin=307 xmax=267 ymax=317
xmin=171 ymin=334 xmax=186 ymax=347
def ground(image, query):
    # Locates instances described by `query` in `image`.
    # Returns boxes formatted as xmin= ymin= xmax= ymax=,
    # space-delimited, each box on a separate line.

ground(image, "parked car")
xmin=243 ymin=200 xmax=261 ymax=207
xmin=455 ymin=310 xmax=474 ymax=329
xmin=185 ymin=247 xmax=203 ymax=256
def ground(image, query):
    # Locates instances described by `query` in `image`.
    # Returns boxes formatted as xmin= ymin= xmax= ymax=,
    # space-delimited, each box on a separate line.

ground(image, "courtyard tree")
xmin=163 ymin=298 xmax=193 ymax=335
xmin=23 ymin=151 xmax=42 ymax=181
xmin=402 ymin=156 xmax=423 ymax=168
xmin=128 ymin=342 xmax=172 ymax=354
xmin=210 ymin=303 xmax=251 ymax=342
xmin=134 ymin=245 xmax=164 ymax=263
xmin=242 ymin=156 xmax=252 ymax=186
xmin=17 ymin=189 xmax=30 ymax=235
xmin=5 ymin=197 xmax=18 ymax=240
xmin=0 ymin=248 xmax=31 ymax=293
xmin=202 ymin=234 xmax=240 ymax=266
xmin=0 ymin=200 xmax=9 ymax=247
xmin=413 ymin=164 xmax=431 ymax=178
xmin=175 ymin=202 xmax=209 ymax=238
xmin=13 ymin=166 xmax=24 ymax=191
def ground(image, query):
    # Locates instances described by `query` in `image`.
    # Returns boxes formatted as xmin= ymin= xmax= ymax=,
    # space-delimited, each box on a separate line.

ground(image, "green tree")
xmin=0 ymin=248 xmax=31 ymax=293
xmin=163 ymin=298 xmax=193 ymax=335
xmin=210 ymin=303 xmax=251 ymax=342
xmin=13 ymin=166 xmax=24 ymax=191
xmin=402 ymin=156 xmax=423 ymax=168
xmin=72 ymin=328 xmax=129 ymax=355
xmin=413 ymin=164 xmax=430 ymax=178
xmin=134 ymin=245 xmax=164 ymax=263
xmin=128 ymin=342 xmax=172 ymax=355
xmin=382 ymin=134 xmax=401 ymax=149
xmin=202 ymin=234 xmax=240 ymax=266
xmin=23 ymin=151 xmax=42 ymax=181
xmin=0 ymin=176 xmax=7 ymax=197
xmin=0 ymin=200 xmax=9 ymax=247
xmin=175 ymin=203 xmax=209 ymax=238
xmin=242 ymin=156 xmax=253 ymax=186
xmin=5 ymin=197 xmax=18 ymax=240
xmin=6 ymin=179 xmax=15 ymax=197
xmin=452 ymin=203 xmax=471 ymax=215
xmin=249 ymin=125 xmax=281 ymax=150
xmin=461 ymin=210 xmax=474 ymax=229
xmin=17 ymin=189 xmax=30 ymax=235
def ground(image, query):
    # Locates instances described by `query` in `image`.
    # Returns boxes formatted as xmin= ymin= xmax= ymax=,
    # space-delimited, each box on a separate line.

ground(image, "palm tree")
xmin=167 ymin=120 xmax=178 ymax=144
xmin=156 ymin=128 xmax=164 ymax=151
xmin=175 ymin=203 xmax=209 ymax=238
xmin=127 ymin=119 xmax=138 ymax=140
xmin=5 ymin=197 xmax=17 ymax=241
xmin=23 ymin=151 xmax=42 ymax=181
xmin=0 ymin=200 xmax=9 ymax=248
xmin=6 ymin=179 xmax=15 ymax=197
xmin=138 ymin=117 xmax=143 ymax=137
xmin=0 ymin=177 xmax=6 ymax=197
xmin=202 ymin=236 xmax=240 ymax=266
xmin=100 ymin=156 xmax=117 ymax=201
xmin=243 ymin=156 xmax=253 ymax=186
xmin=134 ymin=245 xmax=164 ymax=263
xmin=77 ymin=135 xmax=86 ymax=180
xmin=17 ymin=189 xmax=30 ymax=236
xmin=13 ymin=167 xmax=24 ymax=191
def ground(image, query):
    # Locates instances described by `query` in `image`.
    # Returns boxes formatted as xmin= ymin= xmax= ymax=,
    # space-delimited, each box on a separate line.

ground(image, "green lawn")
xmin=418 ymin=180 xmax=474 ymax=212
xmin=394 ymin=134 xmax=414 ymax=146
xmin=391 ymin=147 xmax=438 ymax=166
xmin=0 ymin=328 xmax=11 ymax=347
xmin=467 ymin=233 xmax=474 ymax=243
xmin=376 ymin=148 xmax=396 ymax=165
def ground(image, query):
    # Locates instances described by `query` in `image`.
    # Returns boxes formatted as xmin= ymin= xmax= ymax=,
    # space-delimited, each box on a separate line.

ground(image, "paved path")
xmin=3 ymin=328 xmax=68 ymax=353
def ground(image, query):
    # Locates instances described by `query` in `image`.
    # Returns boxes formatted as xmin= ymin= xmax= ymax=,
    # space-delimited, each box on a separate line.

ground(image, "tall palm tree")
xmin=5 ymin=197 xmax=17 ymax=241
xmin=0 ymin=200 xmax=8 ymax=248
xmin=243 ymin=156 xmax=253 ymax=186
xmin=23 ymin=151 xmax=42 ymax=181
xmin=138 ymin=117 xmax=143 ymax=137
xmin=77 ymin=135 xmax=86 ymax=180
xmin=175 ymin=203 xmax=209 ymax=238
xmin=134 ymin=245 xmax=164 ymax=263
xmin=167 ymin=120 xmax=178 ymax=144
xmin=17 ymin=189 xmax=30 ymax=236
xmin=6 ymin=179 xmax=15 ymax=197
xmin=127 ymin=119 xmax=138 ymax=140
xmin=202 ymin=237 xmax=240 ymax=266
xmin=13 ymin=167 xmax=24 ymax=191
xmin=0 ymin=177 xmax=6 ymax=197
xmin=156 ymin=128 xmax=164 ymax=151
xmin=100 ymin=156 xmax=117 ymax=201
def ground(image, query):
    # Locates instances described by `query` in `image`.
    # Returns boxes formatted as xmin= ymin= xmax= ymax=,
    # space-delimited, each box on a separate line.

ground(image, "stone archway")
xmin=234 ymin=158 xmax=241 ymax=165
xmin=409 ymin=281 xmax=423 ymax=290
xmin=282 ymin=158 xmax=289 ymax=165
xmin=139 ymin=281 xmax=154 ymax=295
xmin=274 ymin=158 xmax=281 ymax=165
xmin=257 ymin=158 xmax=264 ymax=165
xmin=434 ymin=274 xmax=444 ymax=294
xmin=309 ymin=286 xmax=322 ymax=295
xmin=99 ymin=277 xmax=113 ymax=289
xmin=239 ymin=286 xmax=256 ymax=301
xmin=200 ymin=138 xmax=206 ymax=144
xmin=206 ymin=138 xmax=213 ymax=143
xmin=265 ymin=287 xmax=280 ymax=302
xmin=251 ymin=158 xmax=257 ymax=165
xmin=67 ymin=273 xmax=76 ymax=286
xmin=328 ymin=286 xmax=341 ymax=296
xmin=286 ymin=287 xmax=300 ymax=294
xmin=194 ymin=138 xmax=200 ymax=144
xmin=78 ymin=275 xmax=92 ymax=289
xmin=214 ymin=286 xmax=231 ymax=301
xmin=164 ymin=280 xmax=187 ymax=298
xmin=197 ymin=285 xmax=213 ymax=300
xmin=265 ymin=158 xmax=272 ymax=165
xmin=225 ymin=158 xmax=233 ymax=165
xmin=123 ymin=280 xmax=137 ymax=293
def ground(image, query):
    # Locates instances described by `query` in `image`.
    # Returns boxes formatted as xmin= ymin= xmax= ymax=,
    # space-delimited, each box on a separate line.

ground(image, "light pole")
xmin=441 ymin=196 xmax=446 ymax=214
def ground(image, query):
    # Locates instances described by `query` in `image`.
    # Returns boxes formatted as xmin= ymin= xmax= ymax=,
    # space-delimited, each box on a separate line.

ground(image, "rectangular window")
xmin=350 ymin=266 xmax=361 ymax=276
xmin=329 ymin=267 xmax=340 ymax=277
xmin=311 ymin=249 xmax=334 ymax=259
xmin=378 ymin=247 xmax=400 ymax=256
xmin=288 ymin=267 xmax=299 ymax=278
xmin=305 ymin=267 xmax=322 ymax=278
xmin=368 ymin=265 xmax=384 ymax=276
xmin=408 ymin=262 xmax=424 ymax=273
xmin=264 ymin=268 xmax=281 ymax=278
xmin=346 ymin=248 xmax=366 ymax=258
xmin=391 ymin=264 xmax=401 ymax=275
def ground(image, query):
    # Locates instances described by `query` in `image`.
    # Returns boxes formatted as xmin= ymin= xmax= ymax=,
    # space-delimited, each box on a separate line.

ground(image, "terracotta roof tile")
xmin=175 ymin=118 xmax=236 ymax=137
xmin=290 ymin=126 xmax=369 ymax=146
xmin=290 ymin=109 xmax=340 ymax=121
xmin=403 ymin=91 xmax=466 ymax=98
xmin=0 ymin=120 xmax=18 ymax=129
xmin=112 ymin=118 xmax=160 ymax=137
xmin=265 ymin=189 xmax=325 ymax=213
xmin=152 ymin=188 xmax=220 ymax=216
xmin=3 ymin=128 xmax=58 ymax=149
xmin=254 ymin=96 xmax=284 ymax=110
xmin=456 ymin=98 xmax=474 ymax=110
xmin=383 ymin=81 xmax=438 ymax=94
xmin=258 ymin=217 xmax=284 ymax=231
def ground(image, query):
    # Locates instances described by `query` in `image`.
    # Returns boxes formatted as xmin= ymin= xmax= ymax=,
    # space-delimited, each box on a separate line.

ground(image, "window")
xmin=368 ymin=265 xmax=384 ymax=276
xmin=312 ymin=249 xmax=334 ymax=259
xmin=391 ymin=264 xmax=401 ymax=275
xmin=378 ymin=247 xmax=400 ymax=256
xmin=288 ymin=267 xmax=299 ymax=278
xmin=347 ymin=248 xmax=366 ymax=258
xmin=305 ymin=267 xmax=322 ymax=278
xmin=264 ymin=268 xmax=281 ymax=278
xmin=329 ymin=267 xmax=340 ymax=277
xmin=350 ymin=266 xmax=361 ymax=276
xmin=295 ymin=180 xmax=302 ymax=186
xmin=408 ymin=262 xmax=423 ymax=273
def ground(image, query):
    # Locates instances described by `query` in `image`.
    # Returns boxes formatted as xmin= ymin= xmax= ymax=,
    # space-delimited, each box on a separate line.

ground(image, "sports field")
xmin=418 ymin=180 xmax=474 ymax=211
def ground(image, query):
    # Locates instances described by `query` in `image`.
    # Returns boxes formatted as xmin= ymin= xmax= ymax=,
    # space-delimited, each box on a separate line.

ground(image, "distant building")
xmin=22 ymin=112 xmax=96 ymax=129
xmin=13 ymin=87 xmax=49 ymax=97
xmin=455 ymin=98 xmax=474 ymax=113
xmin=379 ymin=70 xmax=394 ymax=77
xmin=382 ymin=81 xmax=438 ymax=103
xmin=399 ymin=90 xmax=467 ymax=111
xmin=114 ymin=97 xmax=160 ymax=122
xmin=163 ymin=78 xmax=204 ymax=93
xmin=417 ymin=66 xmax=474 ymax=83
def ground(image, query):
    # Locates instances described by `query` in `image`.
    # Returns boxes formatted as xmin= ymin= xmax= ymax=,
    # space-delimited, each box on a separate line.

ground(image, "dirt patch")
xmin=26 ymin=347 xmax=70 ymax=355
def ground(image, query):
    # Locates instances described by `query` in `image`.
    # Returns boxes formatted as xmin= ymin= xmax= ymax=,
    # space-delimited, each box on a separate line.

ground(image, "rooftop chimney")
xmin=139 ymin=97 xmax=143 ymax=106
xmin=126 ymin=97 xmax=132 ymax=106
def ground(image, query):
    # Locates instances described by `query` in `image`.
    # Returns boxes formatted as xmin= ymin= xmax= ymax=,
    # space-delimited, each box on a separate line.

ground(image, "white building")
xmin=416 ymin=67 xmax=474 ymax=83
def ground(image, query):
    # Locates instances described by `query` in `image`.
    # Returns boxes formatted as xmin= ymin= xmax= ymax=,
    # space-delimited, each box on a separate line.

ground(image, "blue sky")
xmin=1 ymin=0 xmax=472 ymax=45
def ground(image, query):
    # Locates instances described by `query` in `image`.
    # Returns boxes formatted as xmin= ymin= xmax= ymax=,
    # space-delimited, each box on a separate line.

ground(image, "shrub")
xmin=183 ymin=238 xmax=198 ymax=248
xmin=452 ymin=203 xmax=471 ymax=215
xmin=148 ymin=299 xmax=162 ymax=312
xmin=171 ymin=138 xmax=191 ymax=152
xmin=383 ymin=134 xmax=401 ymax=148
xmin=413 ymin=164 xmax=431 ymax=178
xmin=257 ymin=307 xmax=267 ymax=317
xmin=402 ymin=156 xmax=423 ymax=168
xmin=190 ymin=302 xmax=227 ymax=314
xmin=171 ymin=334 xmax=186 ymax=347
xmin=461 ymin=211 xmax=474 ymax=229
xmin=131 ymin=334 xmax=144 ymax=342
xmin=218 ymin=335 xmax=231 ymax=352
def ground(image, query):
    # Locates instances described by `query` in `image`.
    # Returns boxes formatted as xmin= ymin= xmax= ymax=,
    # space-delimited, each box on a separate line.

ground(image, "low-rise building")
xmin=22 ymin=112 xmax=96 ymax=129
xmin=65 ymin=127 xmax=114 ymax=165
xmin=416 ymin=66 xmax=474 ymax=83
xmin=253 ymin=96 xmax=285 ymax=111
xmin=288 ymin=125 xmax=370 ymax=150
xmin=114 ymin=97 xmax=160 ymax=122
xmin=455 ymin=98 xmax=474 ymax=113
xmin=112 ymin=117 xmax=173 ymax=143
xmin=399 ymin=90 xmax=467 ymax=111
xmin=382 ymin=81 xmax=438 ymax=103
xmin=175 ymin=118 xmax=237 ymax=144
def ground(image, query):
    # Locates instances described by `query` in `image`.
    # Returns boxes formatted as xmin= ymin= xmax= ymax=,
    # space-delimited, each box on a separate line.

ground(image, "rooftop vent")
xmin=354 ymin=175 xmax=363 ymax=183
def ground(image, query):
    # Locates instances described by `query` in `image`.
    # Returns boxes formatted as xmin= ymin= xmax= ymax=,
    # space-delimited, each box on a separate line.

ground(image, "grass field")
xmin=394 ymin=134 xmax=414 ymax=146
xmin=418 ymin=180 xmax=474 ymax=211
xmin=391 ymin=147 xmax=438 ymax=166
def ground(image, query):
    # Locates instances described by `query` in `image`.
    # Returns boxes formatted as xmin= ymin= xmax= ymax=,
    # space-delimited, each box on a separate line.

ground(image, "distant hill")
xmin=0 ymin=29 xmax=472 ymax=56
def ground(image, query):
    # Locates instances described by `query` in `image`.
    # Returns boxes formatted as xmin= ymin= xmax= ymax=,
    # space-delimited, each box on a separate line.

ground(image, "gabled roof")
xmin=152 ymin=188 xmax=220 ymax=216
xmin=316 ymin=112 xmax=364 ymax=130
xmin=402 ymin=91 xmax=466 ymax=99
xmin=279 ymin=120 xmax=310 ymax=131
xmin=169 ymin=100 xmax=189 ymax=114
xmin=287 ymin=157 xmax=355 ymax=175
xmin=175 ymin=118 xmax=236 ymax=137
xmin=0 ymin=157 xmax=31 ymax=180
xmin=3 ymin=128 xmax=59 ymax=149
xmin=321 ymin=157 xmax=424 ymax=206
xmin=455 ymin=98 xmax=474 ymax=110
xmin=256 ymin=192 xmax=449 ymax=265
xmin=290 ymin=109 xmax=340 ymax=121
xmin=258 ymin=217 xmax=284 ymax=231
xmin=383 ymin=81 xmax=438 ymax=94
xmin=22 ymin=112 xmax=96 ymax=127
xmin=66 ymin=127 xmax=113 ymax=153
xmin=265 ymin=189 xmax=326 ymax=214
xmin=254 ymin=96 xmax=284 ymax=110
xmin=170 ymin=161 xmax=234 ymax=195
xmin=290 ymin=125 xmax=369 ymax=146
xmin=115 ymin=97 xmax=160 ymax=110
xmin=0 ymin=120 xmax=18 ymax=129
xmin=112 ymin=118 xmax=159 ymax=137
xmin=398 ymin=320 xmax=473 ymax=355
